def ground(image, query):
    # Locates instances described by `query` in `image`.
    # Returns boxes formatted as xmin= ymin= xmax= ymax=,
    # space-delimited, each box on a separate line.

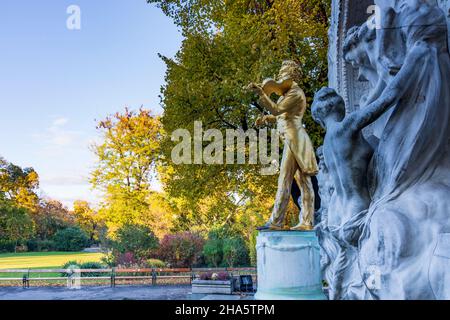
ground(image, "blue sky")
xmin=0 ymin=0 xmax=182 ymax=208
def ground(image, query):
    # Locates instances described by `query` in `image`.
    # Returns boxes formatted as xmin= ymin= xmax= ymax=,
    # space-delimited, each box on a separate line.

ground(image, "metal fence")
xmin=0 ymin=267 xmax=257 ymax=288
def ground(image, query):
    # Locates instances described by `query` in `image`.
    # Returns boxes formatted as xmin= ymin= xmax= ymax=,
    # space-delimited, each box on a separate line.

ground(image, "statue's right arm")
xmin=258 ymin=93 xmax=279 ymax=114
xmin=348 ymin=42 xmax=430 ymax=132
xmin=258 ymin=88 xmax=300 ymax=116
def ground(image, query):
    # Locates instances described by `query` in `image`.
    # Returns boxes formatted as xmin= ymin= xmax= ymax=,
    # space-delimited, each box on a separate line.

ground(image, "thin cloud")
xmin=40 ymin=175 xmax=89 ymax=186
xmin=32 ymin=116 xmax=84 ymax=149
xmin=52 ymin=117 xmax=69 ymax=127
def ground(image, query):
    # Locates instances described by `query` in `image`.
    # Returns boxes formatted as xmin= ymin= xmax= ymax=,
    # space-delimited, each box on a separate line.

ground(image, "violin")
xmin=261 ymin=78 xmax=293 ymax=96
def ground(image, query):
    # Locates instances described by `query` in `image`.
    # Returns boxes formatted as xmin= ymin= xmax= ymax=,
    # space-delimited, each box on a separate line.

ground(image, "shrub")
xmin=115 ymin=252 xmax=138 ymax=268
xmin=156 ymin=232 xmax=205 ymax=268
xmin=53 ymin=227 xmax=89 ymax=252
xmin=202 ymin=228 xmax=250 ymax=268
xmin=0 ymin=240 xmax=16 ymax=253
xmin=62 ymin=260 xmax=80 ymax=269
xmin=61 ymin=260 xmax=81 ymax=277
xmin=222 ymin=237 xmax=249 ymax=268
xmin=109 ymin=224 xmax=159 ymax=261
xmin=61 ymin=261 xmax=105 ymax=277
xmin=26 ymin=239 xmax=56 ymax=252
xmin=100 ymin=253 xmax=115 ymax=267
xmin=15 ymin=245 xmax=27 ymax=253
xmin=202 ymin=238 xmax=223 ymax=267
xmin=26 ymin=239 xmax=38 ymax=252
xmin=38 ymin=240 xmax=56 ymax=251
xmin=146 ymin=259 xmax=166 ymax=268
xmin=79 ymin=261 xmax=105 ymax=277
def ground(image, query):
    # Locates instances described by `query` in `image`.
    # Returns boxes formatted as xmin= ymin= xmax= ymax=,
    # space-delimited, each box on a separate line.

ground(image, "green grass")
xmin=0 ymin=252 xmax=105 ymax=270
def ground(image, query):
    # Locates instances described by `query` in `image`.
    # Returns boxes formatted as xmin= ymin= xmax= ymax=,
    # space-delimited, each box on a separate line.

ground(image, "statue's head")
xmin=343 ymin=24 xmax=376 ymax=76
xmin=312 ymin=87 xmax=345 ymax=129
xmin=278 ymin=60 xmax=302 ymax=83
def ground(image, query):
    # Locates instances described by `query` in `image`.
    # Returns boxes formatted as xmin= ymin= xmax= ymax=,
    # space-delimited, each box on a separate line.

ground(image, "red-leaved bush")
xmin=156 ymin=232 xmax=205 ymax=268
xmin=115 ymin=252 xmax=138 ymax=267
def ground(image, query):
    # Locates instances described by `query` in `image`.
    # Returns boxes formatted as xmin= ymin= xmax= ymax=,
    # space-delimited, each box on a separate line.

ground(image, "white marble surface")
xmin=255 ymin=231 xmax=326 ymax=300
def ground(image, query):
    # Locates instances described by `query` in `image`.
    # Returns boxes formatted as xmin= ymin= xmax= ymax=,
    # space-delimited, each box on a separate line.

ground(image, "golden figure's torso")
xmin=273 ymin=84 xmax=318 ymax=175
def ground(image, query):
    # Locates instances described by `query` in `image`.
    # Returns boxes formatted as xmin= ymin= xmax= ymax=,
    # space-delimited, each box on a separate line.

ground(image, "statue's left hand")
xmin=245 ymin=82 xmax=264 ymax=96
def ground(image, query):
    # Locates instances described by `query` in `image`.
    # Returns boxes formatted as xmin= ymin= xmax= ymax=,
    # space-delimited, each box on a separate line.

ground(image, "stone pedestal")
xmin=255 ymin=231 xmax=326 ymax=300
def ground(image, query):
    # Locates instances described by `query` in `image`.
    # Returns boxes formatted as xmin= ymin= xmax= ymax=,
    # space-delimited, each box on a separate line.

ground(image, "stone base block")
xmin=255 ymin=230 xmax=326 ymax=300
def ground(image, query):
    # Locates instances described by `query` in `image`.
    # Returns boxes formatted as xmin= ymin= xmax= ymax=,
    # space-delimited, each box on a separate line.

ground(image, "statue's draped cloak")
xmin=357 ymin=3 xmax=450 ymax=299
xmin=370 ymin=4 xmax=450 ymax=202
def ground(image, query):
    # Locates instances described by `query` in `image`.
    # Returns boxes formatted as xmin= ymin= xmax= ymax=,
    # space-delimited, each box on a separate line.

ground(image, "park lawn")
xmin=0 ymin=252 xmax=105 ymax=270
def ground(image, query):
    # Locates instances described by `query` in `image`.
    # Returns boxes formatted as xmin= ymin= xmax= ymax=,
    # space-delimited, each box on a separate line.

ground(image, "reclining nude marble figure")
xmin=314 ymin=0 xmax=450 ymax=299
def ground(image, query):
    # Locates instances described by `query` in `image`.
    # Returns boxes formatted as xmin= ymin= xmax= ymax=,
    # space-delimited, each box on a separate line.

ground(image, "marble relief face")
xmin=344 ymin=33 xmax=379 ymax=84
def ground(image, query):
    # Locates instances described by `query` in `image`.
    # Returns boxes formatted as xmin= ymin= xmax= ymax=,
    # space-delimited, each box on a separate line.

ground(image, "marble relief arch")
xmin=314 ymin=0 xmax=450 ymax=300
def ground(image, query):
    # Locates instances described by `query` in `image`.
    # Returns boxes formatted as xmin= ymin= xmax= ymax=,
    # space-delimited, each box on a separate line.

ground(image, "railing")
xmin=0 ymin=267 xmax=257 ymax=288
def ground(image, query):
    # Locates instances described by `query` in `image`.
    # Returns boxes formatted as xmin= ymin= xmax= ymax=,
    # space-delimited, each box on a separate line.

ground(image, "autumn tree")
xmin=90 ymin=108 xmax=165 ymax=234
xmin=72 ymin=200 xmax=103 ymax=243
xmin=137 ymin=192 xmax=177 ymax=239
xmin=0 ymin=156 xmax=40 ymax=212
xmin=32 ymin=199 xmax=74 ymax=240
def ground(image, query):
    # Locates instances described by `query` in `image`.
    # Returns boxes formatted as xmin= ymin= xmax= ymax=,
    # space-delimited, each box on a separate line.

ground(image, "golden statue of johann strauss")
xmin=247 ymin=60 xmax=318 ymax=231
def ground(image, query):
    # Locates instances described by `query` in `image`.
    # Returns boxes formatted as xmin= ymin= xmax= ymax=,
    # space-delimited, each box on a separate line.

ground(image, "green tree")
xmin=53 ymin=227 xmax=89 ymax=252
xmin=223 ymin=236 xmax=249 ymax=267
xmin=109 ymin=224 xmax=159 ymax=261
xmin=148 ymin=0 xmax=330 ymax=235
xmin=0 ymin=199 xmax=34 ymax=252
xmin=203 ymin=237 xmax=223 ymax=267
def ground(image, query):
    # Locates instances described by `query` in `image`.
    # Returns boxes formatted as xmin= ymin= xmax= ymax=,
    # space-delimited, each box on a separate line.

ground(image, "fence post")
xmin=22 ymin=269 xmax=28 ymax=289
xmin=151 ymin=268 xmax=157 ymax=286
xmin=111 ymin=268 xmax=116 ymax=288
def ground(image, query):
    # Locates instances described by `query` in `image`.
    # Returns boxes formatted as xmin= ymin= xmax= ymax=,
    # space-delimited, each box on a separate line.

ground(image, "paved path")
xmin=0 ymin=286 xmax=190 ymax=300
xmin=0 ymin=286 xmax=253 ymax=300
